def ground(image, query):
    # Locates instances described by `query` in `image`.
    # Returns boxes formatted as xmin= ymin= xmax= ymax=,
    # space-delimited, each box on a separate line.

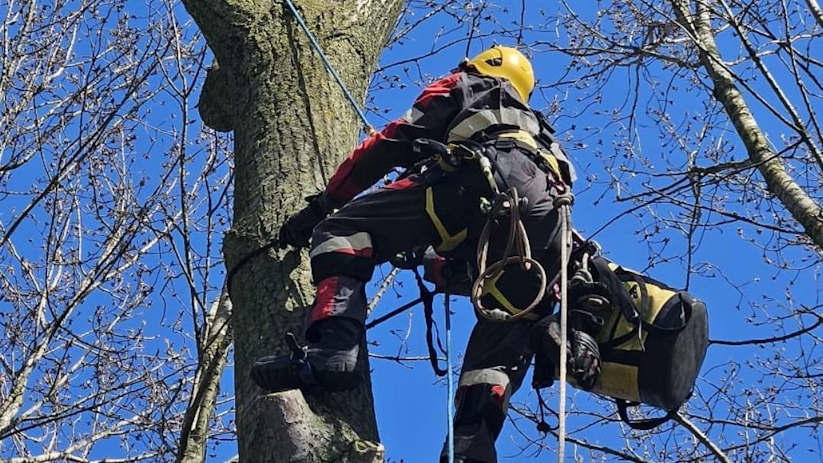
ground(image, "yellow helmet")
xmin=465 ymin=46 xmax=534 ymax=101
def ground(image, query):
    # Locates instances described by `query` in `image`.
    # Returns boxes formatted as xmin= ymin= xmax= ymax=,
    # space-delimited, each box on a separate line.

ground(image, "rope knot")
xmin=555 ymin=193 xmax=574 ymax=207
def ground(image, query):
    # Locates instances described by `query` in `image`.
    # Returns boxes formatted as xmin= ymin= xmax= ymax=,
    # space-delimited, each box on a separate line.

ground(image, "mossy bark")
xmin=181 ymin=0 xmax=405 ymax=461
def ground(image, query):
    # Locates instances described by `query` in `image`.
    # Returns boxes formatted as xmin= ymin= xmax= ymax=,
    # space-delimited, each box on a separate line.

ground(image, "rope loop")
xmin=471 ymin=187 xmax=548 ymax=323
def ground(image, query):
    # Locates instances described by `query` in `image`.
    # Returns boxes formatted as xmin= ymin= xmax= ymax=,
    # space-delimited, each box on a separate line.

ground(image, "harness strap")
xmin=414 ymin=268 xmax=447 ymax=377
xmin=616 ymin=399 xmax=676 ymax=430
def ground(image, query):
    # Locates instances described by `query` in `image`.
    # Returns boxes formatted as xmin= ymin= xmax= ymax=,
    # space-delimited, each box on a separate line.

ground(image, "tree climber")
xmin=250 ymin=45 xmax=602 ymax=463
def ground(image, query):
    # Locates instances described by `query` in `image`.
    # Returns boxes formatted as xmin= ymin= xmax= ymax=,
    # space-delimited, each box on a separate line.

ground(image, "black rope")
xmin=365 ymin=297 xmax=423 ymax=330
xmin=411 ymin=268 xmax=447 ymax=377
xmin=226 ymin=238 xmax=280 ymax=296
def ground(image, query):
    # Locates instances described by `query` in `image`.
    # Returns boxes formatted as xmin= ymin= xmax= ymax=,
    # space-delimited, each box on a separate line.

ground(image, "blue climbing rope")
xmin=445 ymin=290 xmax=455 ymax=463
xmin=283 ymin=0 xmax=375 ymax=134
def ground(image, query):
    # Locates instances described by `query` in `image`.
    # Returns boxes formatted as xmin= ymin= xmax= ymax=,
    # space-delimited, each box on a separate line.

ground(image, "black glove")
xmin=278 ymin=194 xmax=332 ymax=249
xmin=422 ymin=248 xmax=472 ymax=295
xmin=567 ymin=279 xmax=615 ymax=320
xmin=529 ymin=311 xmax=603 ymax=391
xmin=390 ymin=248 xmax=425 ymax=270
xmin=569 ymin=329 xmax=601 ymax=391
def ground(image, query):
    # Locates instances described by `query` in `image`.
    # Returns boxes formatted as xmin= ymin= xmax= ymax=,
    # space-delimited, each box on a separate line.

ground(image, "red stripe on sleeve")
xmin=415 ymin=73 xmax=461 ymax=109
xmin=326 ymin=120 xmax=403 ymax=203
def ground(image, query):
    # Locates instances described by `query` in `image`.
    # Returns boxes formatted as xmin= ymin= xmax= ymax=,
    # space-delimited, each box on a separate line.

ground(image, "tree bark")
xmin=670 ymin=0 xmax=823 ymax=250
xmin=181 ymin=0 xmax=404 ymax=461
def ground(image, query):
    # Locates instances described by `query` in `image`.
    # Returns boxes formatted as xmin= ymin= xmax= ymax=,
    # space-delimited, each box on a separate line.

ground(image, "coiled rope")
xmin=471 ymin=188 xmax=548 ymax=322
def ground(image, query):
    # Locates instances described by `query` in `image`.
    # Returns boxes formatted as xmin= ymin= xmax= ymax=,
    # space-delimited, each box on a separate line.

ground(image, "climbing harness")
xmin=411 ymin=138 xmax=552 ymax=323
xmin=409 ymin=137 xmax=575 ymax=462
xmin=283 ymin=0 xmax=375 ymax=134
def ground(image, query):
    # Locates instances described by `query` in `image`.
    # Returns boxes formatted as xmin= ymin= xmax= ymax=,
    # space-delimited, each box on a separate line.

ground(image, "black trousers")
xmin=308 ymin=145 xmax=564 ymax=463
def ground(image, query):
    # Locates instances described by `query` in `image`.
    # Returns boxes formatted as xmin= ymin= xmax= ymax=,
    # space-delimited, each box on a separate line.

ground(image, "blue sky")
xmin=2 ymin=0 xmax=820 ymax=462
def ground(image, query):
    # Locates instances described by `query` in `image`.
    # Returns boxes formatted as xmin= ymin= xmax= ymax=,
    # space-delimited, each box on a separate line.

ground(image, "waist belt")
xmin=493 ymin=131 xmax=564 ymax=182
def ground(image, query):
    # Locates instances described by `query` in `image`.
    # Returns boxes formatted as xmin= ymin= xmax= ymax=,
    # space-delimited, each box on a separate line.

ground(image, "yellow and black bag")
xmin=585 ymin=257 xmax=709 ymax=429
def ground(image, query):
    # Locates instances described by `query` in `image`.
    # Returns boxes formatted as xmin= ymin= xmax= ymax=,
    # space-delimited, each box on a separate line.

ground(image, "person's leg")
xmin=251 ymin=168 xmax=485 ymax=393
xmin=441 ymin=144 xmax=565 ymax=462
xmin=441 ymin=318 xmax=533 ymax=463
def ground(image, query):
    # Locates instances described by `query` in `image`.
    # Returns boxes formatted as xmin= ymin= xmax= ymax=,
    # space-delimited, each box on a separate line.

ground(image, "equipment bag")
xmin=584 ymin=256 xmax=709 ymax=429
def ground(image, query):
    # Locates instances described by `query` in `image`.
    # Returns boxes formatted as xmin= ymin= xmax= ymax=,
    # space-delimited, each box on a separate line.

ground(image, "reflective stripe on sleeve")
xmin=447 ymin=107 xmax=540 ymax=142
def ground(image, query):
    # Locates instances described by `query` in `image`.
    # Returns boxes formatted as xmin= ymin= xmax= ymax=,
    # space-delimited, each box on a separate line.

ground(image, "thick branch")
xmin=670 ymin=0 xmax=823 ymax=250
xmin=177 ymin=287 xmax=234 ymax=463
xmin=674 ymin=413 xmax=732 ymax=463
xmin=805 ymin=0 xmax=823 ymax=28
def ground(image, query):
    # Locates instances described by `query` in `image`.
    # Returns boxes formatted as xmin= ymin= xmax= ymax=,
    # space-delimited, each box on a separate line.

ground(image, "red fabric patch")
xmin=430 ymin=256 xmax=446 ymax=291
xmin=311 ymin=277 xmax=339 ymax=322
xmin=326 ymin=121 xmax=403 ymax=203
xmin=490 ymin=385 xmax=506 ymax=407
xmin=415 ymin=73 xmax=461 ymax=109
xmin=384 ymin=177 xmax=418 ymax=190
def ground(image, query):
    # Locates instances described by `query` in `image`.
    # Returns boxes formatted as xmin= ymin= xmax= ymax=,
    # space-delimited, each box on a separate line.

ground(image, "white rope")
xmin=557 ymin=200 xmax=573 ymax=462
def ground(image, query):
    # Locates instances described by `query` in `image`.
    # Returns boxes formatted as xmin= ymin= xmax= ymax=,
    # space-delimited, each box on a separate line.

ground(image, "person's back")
xmin=250 ymin=45 xmax=594 ymax=463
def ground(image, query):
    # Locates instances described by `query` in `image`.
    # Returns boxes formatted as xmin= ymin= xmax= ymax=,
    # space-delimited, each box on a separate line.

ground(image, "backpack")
xmin=575 ymin=256 xmax=709 ymax=429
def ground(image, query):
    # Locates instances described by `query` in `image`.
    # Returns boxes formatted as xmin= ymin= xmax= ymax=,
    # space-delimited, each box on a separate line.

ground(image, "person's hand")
xmin=568 ymin=328 xmax=601 ymax=390
xmin=529 ymin=312 xmax=602 ymax=391
xmin=278 ymin=194 xmax=331 ymax=249
xmin=422 ymin=248 xmax=471 ymax=295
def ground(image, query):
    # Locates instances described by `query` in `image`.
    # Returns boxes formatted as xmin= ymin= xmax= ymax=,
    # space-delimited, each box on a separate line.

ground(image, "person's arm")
xmin=323 ymin=72 xmax=464 ymax=206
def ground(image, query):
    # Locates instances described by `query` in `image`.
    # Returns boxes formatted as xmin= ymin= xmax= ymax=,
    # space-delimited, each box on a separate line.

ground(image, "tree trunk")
xmin=181 ymin=0 xmax=404 ymax=461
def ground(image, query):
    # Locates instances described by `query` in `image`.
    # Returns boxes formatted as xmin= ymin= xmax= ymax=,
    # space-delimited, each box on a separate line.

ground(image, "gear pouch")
xmin=583 ymin=257 xmax=709 ymax=429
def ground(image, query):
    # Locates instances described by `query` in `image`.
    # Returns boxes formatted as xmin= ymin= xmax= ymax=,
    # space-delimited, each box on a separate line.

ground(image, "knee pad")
xmin=454 ymin=383 xmax=507 ymax=437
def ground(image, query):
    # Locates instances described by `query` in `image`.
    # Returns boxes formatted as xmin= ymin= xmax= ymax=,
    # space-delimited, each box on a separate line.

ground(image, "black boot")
xmin=250 ymin=317 xmax=364 ymax=394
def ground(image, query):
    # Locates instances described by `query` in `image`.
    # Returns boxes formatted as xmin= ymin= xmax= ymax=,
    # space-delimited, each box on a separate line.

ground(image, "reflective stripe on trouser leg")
xmin=459 ymin=369 xmax=512 ymax=409
xmin=311 ymin=229 xmax=376 ymax=283
xmin=445 ymin=318 xmax=535 ymax=463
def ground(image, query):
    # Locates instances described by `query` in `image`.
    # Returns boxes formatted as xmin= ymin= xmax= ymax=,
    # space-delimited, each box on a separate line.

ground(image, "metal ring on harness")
xmin=471 ymin=188 xmax=549 ymax=323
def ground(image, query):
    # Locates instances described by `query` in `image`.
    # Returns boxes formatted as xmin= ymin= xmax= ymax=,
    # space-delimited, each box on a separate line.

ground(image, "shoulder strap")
xmin=532 ymin=110 xmax=576 ymax=185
